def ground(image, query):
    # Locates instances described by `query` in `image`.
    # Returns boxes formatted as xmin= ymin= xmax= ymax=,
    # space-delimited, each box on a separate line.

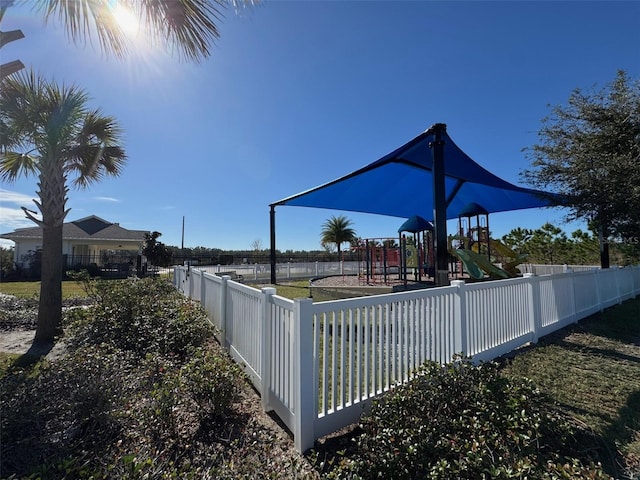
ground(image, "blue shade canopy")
xmin=459 ymin=202 xmax=489 ymax=217
xmin=398 ymin=215 xmax=434 ymax=233
xmin=271 ymin=125 xmax=560 ymax=221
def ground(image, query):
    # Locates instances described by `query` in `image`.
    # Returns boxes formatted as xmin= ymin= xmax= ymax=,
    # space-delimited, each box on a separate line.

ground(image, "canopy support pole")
xmin=270 ymin=205 xmax=277 ymax=283
xmin=598 ymin=223 xmax=610 ymax=269
xmin=431 ymin=123 xmax=450 ymax=287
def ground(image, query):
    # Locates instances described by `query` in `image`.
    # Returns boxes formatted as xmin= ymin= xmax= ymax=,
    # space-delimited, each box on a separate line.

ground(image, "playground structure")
xmin=450 ymin=202 xmax=528 ymax=280
xmin=353 ymin=238 xmax=402 ymax=286
xmin=354 ymin=215 xmax=436 ymax=286
xmin=351 ymin=207 xmax=529 ymax=286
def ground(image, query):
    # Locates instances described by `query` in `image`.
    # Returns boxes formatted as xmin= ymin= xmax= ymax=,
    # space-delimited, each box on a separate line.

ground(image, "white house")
xmin=0 ymin=215 xmax=149 ymax=268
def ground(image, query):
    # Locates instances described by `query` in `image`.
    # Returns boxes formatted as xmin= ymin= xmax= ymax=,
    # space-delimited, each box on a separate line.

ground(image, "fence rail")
xmin=173 ymin=264 xmax=640 ymax=452
xmin=177 ymin=261 xmax=600 ymax=284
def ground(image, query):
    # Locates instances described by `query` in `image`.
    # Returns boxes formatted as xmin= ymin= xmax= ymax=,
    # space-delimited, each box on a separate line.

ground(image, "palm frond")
xmin=36 ymin=0 xmax=128 ymax=58
xmin=33 ymin=0 xmax=242 ymax=62
xmin=0 ymin=151 xmax=38 ymax=182
xmin=137 ymin=0 xmax=226 ymax=61
xmin=67 ymin=108 xmax=126 ymax=187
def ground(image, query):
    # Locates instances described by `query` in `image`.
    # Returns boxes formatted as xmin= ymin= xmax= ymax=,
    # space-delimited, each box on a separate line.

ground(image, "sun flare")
xmin=112 ymin=3 xmax=139 ymax=36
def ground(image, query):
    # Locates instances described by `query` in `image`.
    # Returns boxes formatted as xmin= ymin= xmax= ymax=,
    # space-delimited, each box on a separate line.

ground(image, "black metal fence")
xmin=64 ymin=254 xmax=146 ymax=278
xmin=170 ymin=251 xmax=359 ymax=267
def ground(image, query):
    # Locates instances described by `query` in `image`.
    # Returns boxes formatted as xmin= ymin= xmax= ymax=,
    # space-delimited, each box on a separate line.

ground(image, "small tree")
xmin=0 ymin=246 xmax=16 ymax=280
xmin=0 ymin=71 xmax=126 ymax=344
xmin=142 ymin=231 xmax=172 ymax=268
xmin=320 ymin=215 xmax=356 ymax=261
xmin=523 ymin=70 xmax=640 ymax=266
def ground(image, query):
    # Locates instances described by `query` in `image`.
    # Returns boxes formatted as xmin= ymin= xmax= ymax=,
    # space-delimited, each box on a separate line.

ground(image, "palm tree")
xmin=0 ymin=71 xmax=126 ymax=344
xmin=4 ymin=0 xmax=235 ymax=60
xmin=320 ymin=215 xmax=356 ymax=261
xmin=2 ymin=0 xmax=250 ymax=79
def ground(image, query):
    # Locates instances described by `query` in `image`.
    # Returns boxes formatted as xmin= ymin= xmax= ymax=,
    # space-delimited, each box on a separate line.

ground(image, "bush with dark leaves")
xmin=66 ymin=277 xmax=213 ymax=357
xmin=322 ymin=356 xmax=610 ymax=480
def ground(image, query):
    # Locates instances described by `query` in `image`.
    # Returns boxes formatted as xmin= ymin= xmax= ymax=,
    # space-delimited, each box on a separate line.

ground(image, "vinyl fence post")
xmin=220 ymin=276 xmax=230 ymax=350
xmin=450 ymin=280 xmax=467 ymax=359
xmin=524 ymin=273 xmax=540 ymax=343
xmin=294 ymin=297 xmax=315 ymax=453
xmin=615 ymin=267 xmax=623 ymax=305
xmin=261 ymin=287 xmax=276 ymax=412
xmin=568 ymin=269 xmax=577 ymax=324
xmin=188 ymin=267 xmax=194 ymax=299
xmin=200 ymin=270 xmax=206 ymax=305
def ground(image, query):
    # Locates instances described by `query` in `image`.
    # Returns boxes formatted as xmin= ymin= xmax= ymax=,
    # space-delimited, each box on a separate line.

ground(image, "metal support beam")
xmin=430 ymin=123 xmax=450 ymax=287
xmin=270 ymin=205 xmax=277 ymax=284
xmin=598 ymin=223 xmax=610 ymax=269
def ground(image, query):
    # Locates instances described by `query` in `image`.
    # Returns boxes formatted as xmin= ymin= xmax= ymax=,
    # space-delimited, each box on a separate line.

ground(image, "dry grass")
xmin=502 ymin=299 xmax=640 ymax=477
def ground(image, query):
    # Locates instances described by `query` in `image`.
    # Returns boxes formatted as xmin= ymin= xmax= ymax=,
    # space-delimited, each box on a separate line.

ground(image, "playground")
xmin=318 ymin=205 xmax=530 ymax=293
xmin=270 ymin=124 xmax=559 ymax=287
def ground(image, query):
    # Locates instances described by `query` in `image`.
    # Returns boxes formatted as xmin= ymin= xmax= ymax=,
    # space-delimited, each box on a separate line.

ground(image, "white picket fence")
xmin=173 ymin=265 xmax=640 ymax=453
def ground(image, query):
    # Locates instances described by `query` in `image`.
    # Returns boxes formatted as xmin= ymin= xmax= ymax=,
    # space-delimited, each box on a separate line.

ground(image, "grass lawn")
xmin=502 ymin=299 xmax=640 ymax=476
xmin=0 ymin=280 xmax=90 ymax=299
xmin=270 ymin=280 xmax=312 ymax=300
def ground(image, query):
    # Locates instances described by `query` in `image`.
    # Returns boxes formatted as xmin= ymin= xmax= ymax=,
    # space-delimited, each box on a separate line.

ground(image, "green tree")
xmin=521 ymin=223 xmax=569 ymax=264
xmin=501 ymin=227 xmax=533 ymax=254
xmin=502 ymin=223 xmax=604 ymax=265
xmin=0 ymin=71 xmax=126 ymax=344
xmin=142 ymin=231 xmax=172 ymax=267
xmin=567 ymin=228 xmax=600 ymax=265
xmin=522 ymin=70 xmax=640 ymax=265
xmin=0 ymin=245 xmax=15 ymax=280
xmin=320 ymin=215 xmax=356 ymax=261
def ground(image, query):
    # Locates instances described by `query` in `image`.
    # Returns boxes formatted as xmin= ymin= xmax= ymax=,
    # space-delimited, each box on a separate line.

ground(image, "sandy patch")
xmin=0 ymin=329 xmax=68 ymax=360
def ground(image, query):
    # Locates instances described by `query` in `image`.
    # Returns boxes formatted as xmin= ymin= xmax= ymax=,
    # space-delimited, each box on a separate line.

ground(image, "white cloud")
xmin=0 ymin=189 xmax=39 ymax=232
xmin=93 ymin=196 xmax=121 ymax=202
xmin=0 ymin=189 xmax=37 ymax=206
xmin=0 ymin=206 xmax=38 ymax=231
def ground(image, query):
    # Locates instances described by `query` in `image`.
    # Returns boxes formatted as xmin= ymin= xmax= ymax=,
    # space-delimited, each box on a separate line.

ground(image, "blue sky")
xmin=1 ymin=1 xmax=639 ymax=252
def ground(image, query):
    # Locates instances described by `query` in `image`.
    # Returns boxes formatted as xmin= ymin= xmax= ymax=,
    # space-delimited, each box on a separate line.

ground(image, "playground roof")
xmin=271 ymin=124 xmax=561 ymax=221
xmin=398 ymin=215 xmax=433 ymax=233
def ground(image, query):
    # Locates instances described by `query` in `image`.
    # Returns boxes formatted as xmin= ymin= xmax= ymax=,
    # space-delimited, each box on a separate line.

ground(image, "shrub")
xmin=0 ymin=344 xmax=135 ymax=477
xmin=66 ymin=277 xmax=213 ymax=357
xmin=324 ymin=356 xmax=610 ymax=479
xmin=132 ymin=347 xmax=243 ymax=445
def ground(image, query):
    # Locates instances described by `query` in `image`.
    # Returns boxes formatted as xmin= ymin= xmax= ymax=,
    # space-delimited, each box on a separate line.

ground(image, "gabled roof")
xmin=272 ymin=124 xmax=562 ymax=221
xmin=0 ymin=215 xmax=148 ymax=242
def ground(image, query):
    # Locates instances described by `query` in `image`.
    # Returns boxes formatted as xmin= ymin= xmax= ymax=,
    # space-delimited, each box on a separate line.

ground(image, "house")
xmin=0 ymin=215 xmax=149 ymax=269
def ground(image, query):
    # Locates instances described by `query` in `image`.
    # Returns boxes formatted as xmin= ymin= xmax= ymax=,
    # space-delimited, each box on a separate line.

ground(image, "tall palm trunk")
xmin=34 ymin=159 xmax=67 ymax=344
xmin=36 ymin=222 xmax=63 ymax=342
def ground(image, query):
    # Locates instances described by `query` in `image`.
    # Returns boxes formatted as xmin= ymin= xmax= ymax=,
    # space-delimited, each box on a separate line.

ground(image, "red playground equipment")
xmin=353 ymin=215 xmax=435 ymax=286
xmin=353 ymin=238 xmax=402 ymax=285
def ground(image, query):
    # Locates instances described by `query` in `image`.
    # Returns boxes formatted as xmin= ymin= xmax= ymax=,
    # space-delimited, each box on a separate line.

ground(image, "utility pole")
xmin=181 ymin=216 xmax=185 ymax=251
